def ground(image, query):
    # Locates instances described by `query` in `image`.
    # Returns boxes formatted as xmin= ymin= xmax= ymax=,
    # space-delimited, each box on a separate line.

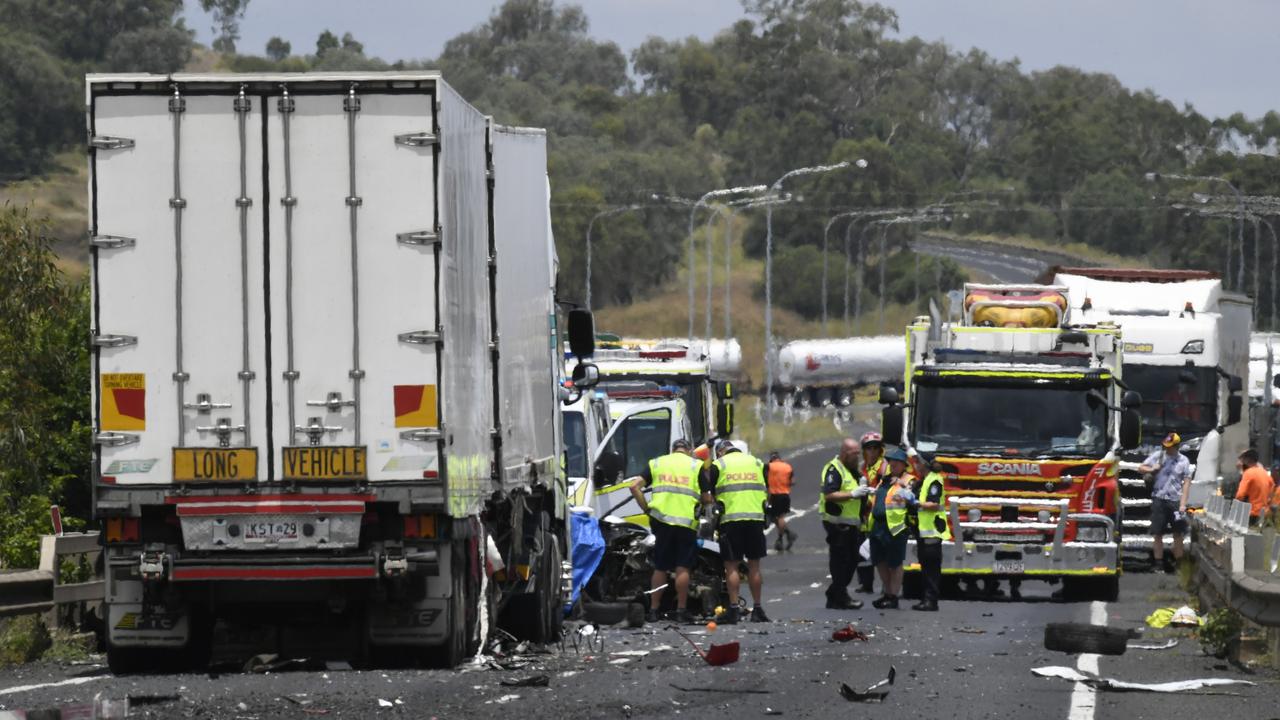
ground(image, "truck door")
xmin=264 ymin=89 xmax=439 ymax=482
xmin=92 ymin=90 xmax=269 ymax=484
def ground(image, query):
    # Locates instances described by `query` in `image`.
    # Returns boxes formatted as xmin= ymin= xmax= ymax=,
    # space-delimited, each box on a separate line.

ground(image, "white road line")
xmin=1067 ymin=601 xmax=1107 ymax=720
xmin=765 ymin=503 xmax=817 ymax=536
xmin=0 ymin=675 xmax=104 ymax=696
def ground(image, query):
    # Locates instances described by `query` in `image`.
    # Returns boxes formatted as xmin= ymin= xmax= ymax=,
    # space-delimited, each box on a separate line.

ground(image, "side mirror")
xmin=1120 ymin=409 xmax=1142 ymax=449
xmin=878 ymin=385 xmax=900 ymax=406
xmin=567 ymin=309 xmax=596 ymax=359
xmin=571 ymin=362 xmax=600 ymax=389
xmin=593 ymin=450 xmax=623 ymax=489
xmin=1122 ymin=390 xmax=1143 ymax=409
xmin=881 ymin=405 xmax=904 ymax=445
xmin=717 ymin=381 xmax=734 ymax=401
xmin=1227 ymin=374 xmax=1244 ymax=394
xmin=1227 ymin=395 xmax=1244 ymax=425
xmin=1272 ymin=374 xmax=1280 ymax=389
xmin=716 ymin=401 xmax=734 ymax=435
xmin=1178 ymin=369 xmax=1197 ymax=384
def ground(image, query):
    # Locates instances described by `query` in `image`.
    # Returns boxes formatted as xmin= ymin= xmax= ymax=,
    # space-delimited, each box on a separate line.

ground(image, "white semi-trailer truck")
xmin=88 ymin=72 xmax=595 ymax=671
xmin=1051 ymin=268 xmax=1251 ymax=553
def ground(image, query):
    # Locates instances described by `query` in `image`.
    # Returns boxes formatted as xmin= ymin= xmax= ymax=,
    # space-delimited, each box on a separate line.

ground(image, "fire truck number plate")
xmin=993 ymin=561 xmax=1024 ymax=574
xmin=172 ymin=448 xmax=258 ymax=482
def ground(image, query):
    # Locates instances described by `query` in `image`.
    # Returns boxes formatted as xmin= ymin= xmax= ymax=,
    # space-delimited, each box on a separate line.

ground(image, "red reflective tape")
xmin=166 ymin=494 xmax=376 ymax=504
xmin=175 ymin=503 xmax=367 ymax=516
xmin=172 ymin=566 xmax=377 ymax=581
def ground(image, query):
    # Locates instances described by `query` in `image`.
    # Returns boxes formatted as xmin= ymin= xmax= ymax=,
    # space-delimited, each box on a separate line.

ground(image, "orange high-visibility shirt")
xmin=767 ymin=461 xmax=794 ymax=495
xmin=1236 ymin=465 xmax=1275 ymax=517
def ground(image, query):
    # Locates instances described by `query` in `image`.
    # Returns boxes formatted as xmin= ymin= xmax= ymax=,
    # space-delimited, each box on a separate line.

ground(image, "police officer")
xmin=821 ymin=438 xmax=871 ymax=609
xmin=908 ymin=448 xmax=949 ymax=611
xmin=628 ymin=439 xmax=707 ymax=623
xmin=704 ymin=440 xmax=770 ymax=624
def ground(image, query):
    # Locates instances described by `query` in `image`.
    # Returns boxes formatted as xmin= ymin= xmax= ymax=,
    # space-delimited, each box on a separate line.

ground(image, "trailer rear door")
xmin=92 ymin=89 xmax=269 ymax=485
xmin=265 ymin=89 xmax=440 ymax=482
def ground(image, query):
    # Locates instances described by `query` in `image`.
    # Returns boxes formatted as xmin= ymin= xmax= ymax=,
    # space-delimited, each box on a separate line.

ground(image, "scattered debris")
xmin=611 ymin=649 xmax=651 ymax=657
xmin=500 ymin=675 xmax=550 ymax=688
xmin=839 ymin=666 xmax=896 ymax=703
xmin=831 ymin=625 xmax=869 ymax=642
xmin=1128 ymin=639 xmax=1179 ymax=651
xmin=764 ymin=708 xmax=783 ymax=716
xmin=674 ymin=628 xmax=740 ymax=666
xmin=1146 ymin=605 xmax=1202 ymax=628
xmin=622 ymin=703 xmax=633 ymax=718
xmin=671 ymin=684 xmax=771 ymax=694
xmin=1032 ymin=666 xmax=1255 ymax=693
xmin=244 ymin=653 xmax=317 ymax=673
xmin=128 ymin=693 xmax=181 ymax=706
xmin=954 ymin=627 xmax=986 ymax=635
xmin=1044 ymin=623 xmax=1130 ymax=656
xmin=378 ymin=698 xmax=394 ymax=708
xmin=491 ymin=694 xmax=521 ymax=704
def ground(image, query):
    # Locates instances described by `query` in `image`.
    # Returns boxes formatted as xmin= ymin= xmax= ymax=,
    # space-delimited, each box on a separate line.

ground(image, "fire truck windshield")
xmin=1121 ymin=364 xmax=1218 ymax=436
xmin=913 ymin=382 xmax=1109 ymax=457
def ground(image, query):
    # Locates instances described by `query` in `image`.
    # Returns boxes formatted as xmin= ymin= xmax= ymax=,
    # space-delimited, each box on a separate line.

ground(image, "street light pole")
xmin=688 ymin=185 xmax=767 ymax=342
xmin=585 ymin=204 xmax=642 ymax=309
xmin=1146 ymin=172 xmax=1245 ymax=290
xmin=763 ymin=161 xmax=858 ymax=409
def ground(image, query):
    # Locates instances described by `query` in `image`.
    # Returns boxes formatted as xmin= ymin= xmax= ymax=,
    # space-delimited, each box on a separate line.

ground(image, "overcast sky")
xmin=182 ymin=0 xmax=1279 ymax=120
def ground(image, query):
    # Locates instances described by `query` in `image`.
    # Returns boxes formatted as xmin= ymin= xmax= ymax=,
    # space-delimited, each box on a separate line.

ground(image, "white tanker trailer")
xmin=776 ymin=336 xmax=906 ymax=407
xmin=594 ymin=336 xmax=743 ymax=380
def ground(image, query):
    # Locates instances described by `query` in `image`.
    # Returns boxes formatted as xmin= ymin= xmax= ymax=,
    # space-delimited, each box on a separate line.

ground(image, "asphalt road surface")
xmin=912 ymin=237 xmax=1048 ymax=284
xmin=2 ymin=442 xmax=1275 ymax=719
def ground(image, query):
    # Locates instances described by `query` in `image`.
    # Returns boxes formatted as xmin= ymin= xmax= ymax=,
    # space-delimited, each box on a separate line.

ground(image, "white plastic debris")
xmin=378 ymin=698 xmax=394 ymax=707
xmin=1032 ymin=666 xmax=1255 ymax=692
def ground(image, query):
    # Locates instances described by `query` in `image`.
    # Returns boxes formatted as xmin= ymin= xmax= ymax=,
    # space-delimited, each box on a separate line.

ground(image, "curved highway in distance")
xmin=911 ymin=235 xmax=1049 ymax=284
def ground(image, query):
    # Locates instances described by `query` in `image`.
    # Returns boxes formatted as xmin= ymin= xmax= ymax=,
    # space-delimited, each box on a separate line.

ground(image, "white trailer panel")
xmin=491 ymin=126 xmax=559 ymax=489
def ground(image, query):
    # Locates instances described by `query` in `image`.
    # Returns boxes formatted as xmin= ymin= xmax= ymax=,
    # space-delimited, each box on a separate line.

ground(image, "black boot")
xmin=715 ymin=605 xmax=740 ymax=625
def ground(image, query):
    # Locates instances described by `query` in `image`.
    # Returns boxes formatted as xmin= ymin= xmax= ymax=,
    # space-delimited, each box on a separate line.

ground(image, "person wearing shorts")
xmin=765 ymin=451 xmax=796 ymax=552
xmin=868 ymin=447 xmax=917 ymax=609
xmin=628 ymin=439 xmax=707 ymax=623
xmin=703 ymin=440 xmax=770 ymax=624
xmin=1138 ymin=432 xmax=1193 ymax=573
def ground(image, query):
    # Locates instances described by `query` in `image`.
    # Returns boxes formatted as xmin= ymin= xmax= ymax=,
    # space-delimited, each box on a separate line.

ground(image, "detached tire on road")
xmin=1044 ymin=622 xmax=1128 ymax=656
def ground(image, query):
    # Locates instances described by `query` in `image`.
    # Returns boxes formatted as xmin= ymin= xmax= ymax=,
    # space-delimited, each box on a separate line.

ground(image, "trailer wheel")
xmin=537 ymin=529 xmax=565 ymax=643
xmin=1044 ymin=622 xmax=1128 ymax=656
xmin=441 ymin=564 xmax=470 ymax=668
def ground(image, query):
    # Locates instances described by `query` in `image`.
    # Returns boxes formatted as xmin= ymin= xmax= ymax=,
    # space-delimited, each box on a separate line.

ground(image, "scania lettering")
xmin=882 ymin=284 xmax=1141 ymax=601
xmin=89 ymin=72 xmax=597 ymax=672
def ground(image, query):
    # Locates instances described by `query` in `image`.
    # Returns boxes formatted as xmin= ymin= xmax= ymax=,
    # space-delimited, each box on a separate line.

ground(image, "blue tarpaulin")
xmin=566 ymin=511 xmax=606 ymax=614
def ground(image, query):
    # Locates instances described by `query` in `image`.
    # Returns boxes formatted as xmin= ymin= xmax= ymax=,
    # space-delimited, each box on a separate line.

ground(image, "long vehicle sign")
xmin=282 ymin=447 xmax=368 ymax=481
xmin=173 ymin=448 xmax=258 ymax=482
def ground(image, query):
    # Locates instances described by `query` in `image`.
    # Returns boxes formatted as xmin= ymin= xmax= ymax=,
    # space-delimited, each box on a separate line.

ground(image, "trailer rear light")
xmin=638 ymin=350 xmax=685 ymax=359
xmin=403 ymin=514 xmax=437 ymax=539
xmin=105 ymin=517 xmax=139 ymax=543
xmin=422 ymin=470 xmax=439 ymax=480
xmin=101 ymin=476 xmax=116 ymax=484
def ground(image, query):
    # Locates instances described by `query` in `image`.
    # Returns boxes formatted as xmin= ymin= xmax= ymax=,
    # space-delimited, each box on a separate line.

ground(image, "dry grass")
xmin=594 ymin=214 xmax=932 ymax=387
xmin=0 ymin=150 xmax=89 ymax=276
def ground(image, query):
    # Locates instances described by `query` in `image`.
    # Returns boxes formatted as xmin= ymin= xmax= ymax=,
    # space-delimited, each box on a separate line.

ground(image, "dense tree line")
xmin=6 ymin=0 xmax=1280 ymax=317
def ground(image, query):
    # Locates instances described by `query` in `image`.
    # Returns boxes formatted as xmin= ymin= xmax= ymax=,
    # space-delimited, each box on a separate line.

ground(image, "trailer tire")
xmin=1044 ymin=622 xmax=1128 ymax=656
xmin=537 ymin=529 xmax=565 ymax=643
xmin=441 ymin=563 xmax=470 ymax=668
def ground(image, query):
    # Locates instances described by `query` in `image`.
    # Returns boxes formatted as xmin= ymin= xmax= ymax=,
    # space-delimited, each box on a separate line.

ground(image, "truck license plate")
xmin=993 ymin=561 xmax=1024 ymax=574
xmin=244 ymin=521 xmax=298 ymax=542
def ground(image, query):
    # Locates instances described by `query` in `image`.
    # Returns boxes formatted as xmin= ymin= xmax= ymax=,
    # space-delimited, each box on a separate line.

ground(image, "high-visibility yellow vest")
xmin=861 ymin=456 xmax=887 ymax=487
xmin=917 ymin=471 xmax=951 ymax=541
xmin=713 ymin=451 xmax=767 ymax=524
xmin=819 ymin=458 xmax=862 ymax=526
xmin=871 ymin=479 xmax=910 ymax=537
xmin=648 ymin=453 xmax=702 ymax=530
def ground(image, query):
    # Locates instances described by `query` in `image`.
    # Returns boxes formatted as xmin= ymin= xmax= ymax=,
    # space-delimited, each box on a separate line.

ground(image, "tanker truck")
xmin=882 ymin=284 xmax=1141 ymax=600
xmin=89 ymin=72 xmax=595 ymax=671
xmin=776 ymin=336 xmax=905 ymax=408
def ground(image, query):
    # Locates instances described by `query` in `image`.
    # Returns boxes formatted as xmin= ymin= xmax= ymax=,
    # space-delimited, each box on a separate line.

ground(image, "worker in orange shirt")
xmin=1235 ymin=449 xmax=1275 ymax=526
xmin=765 ymin=451 xmax=796 ymax=552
